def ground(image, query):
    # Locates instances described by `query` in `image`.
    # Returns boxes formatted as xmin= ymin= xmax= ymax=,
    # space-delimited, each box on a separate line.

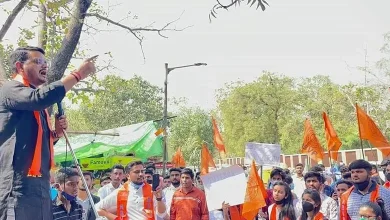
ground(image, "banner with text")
xmin=245 ymin=142 xmax=281 ymax=166
xmin=200 ymin=165 xmax=246 ymax=211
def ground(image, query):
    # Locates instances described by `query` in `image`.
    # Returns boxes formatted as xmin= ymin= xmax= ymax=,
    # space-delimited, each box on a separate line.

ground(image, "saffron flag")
xmin=171 ymin=147 xmax=186 ymax=167
xmin=301 ymin=119 xmax=324 ymax=162
xmin=154 ymin=127 xmax=164 ymax=136
xmin=242 ymin=160 xmax=266 ymax=220
xmin=322 ymin=112 xmax=342 ymax=161
xmin=356 ymin=104 xmax=390 ymax=157
xmin=212 ymin=117 xmax=226 ymax=156
xmin=201 ymin=143 xmax=216 ymax=175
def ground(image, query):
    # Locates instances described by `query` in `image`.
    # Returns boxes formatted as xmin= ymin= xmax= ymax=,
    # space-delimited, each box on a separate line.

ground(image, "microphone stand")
xmin=57 ymin=102 xmax=100 ymax=218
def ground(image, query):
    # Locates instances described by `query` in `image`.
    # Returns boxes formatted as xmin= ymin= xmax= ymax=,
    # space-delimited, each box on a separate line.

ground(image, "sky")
xmin=1 ymin=0 xmax=389 ymax=111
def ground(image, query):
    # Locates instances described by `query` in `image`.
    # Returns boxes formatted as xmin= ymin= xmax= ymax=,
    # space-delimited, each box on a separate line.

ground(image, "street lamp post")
xmin=162 ymin=62 xmax=207 ymax=176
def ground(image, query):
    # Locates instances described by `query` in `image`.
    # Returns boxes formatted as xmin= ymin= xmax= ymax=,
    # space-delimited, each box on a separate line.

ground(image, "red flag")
xmin=322 ymin=112 xmax=342 ymax=161
xmin=301 ymin=119 xmax=324 ymax=162
xmin=212 ymin=117 xmax=226 ymax=155
xmin=200 ymin=143 xmax=216 ymax=175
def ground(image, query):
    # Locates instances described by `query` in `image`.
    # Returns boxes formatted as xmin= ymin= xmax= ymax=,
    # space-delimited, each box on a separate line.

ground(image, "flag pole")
xmin=356 ymin=103 xmax=366 ymax=160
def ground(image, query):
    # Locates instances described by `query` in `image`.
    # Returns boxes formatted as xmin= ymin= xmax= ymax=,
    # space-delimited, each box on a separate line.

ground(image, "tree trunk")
xmin=37 ymin=2 xmax=47 ymax=49
xmin=47 ymin=0 xmax=93 ymax=83
xmin=0 ymin=0 xmax=30 ymax=41
xmin=0 ymin=54 xmax=6 ymax=86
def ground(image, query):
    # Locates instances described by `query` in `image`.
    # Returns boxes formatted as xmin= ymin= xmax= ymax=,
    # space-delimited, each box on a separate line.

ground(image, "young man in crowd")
xmin=96 ymin=161 xmax=166 ymax=219
xmin=170 ymin=168 xmax=209 ymax=220
xmin=332 ymin=180 xmax=353 ymax=205
xmin=163 ymin=168 xmax=182 ymax=216
xmin=292 ymin=163 xmax=305 ymax=198
xmin=98 ymin=164 xmax=125 ymax=199
xmin=340 ymin=159 xmax=390 ymax=219
xmin=78 ymin=171 xmax=100 ymax=220
xmin=52 ymin=168 xmax=83 ymax=220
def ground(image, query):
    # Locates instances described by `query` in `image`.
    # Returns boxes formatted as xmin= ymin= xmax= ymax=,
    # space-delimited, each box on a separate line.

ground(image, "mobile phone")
xmin=152 ymin=174 xmax=160 ymax=191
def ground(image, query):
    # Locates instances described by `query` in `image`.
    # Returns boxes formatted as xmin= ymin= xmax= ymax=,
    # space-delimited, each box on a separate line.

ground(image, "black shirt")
xmin=0 ymin=80 xmax=65 ymax=219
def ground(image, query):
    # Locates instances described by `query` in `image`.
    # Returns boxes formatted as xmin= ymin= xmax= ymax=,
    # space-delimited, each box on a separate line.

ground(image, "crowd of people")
xmin=44 ymin=158 xmax=390 ymax=220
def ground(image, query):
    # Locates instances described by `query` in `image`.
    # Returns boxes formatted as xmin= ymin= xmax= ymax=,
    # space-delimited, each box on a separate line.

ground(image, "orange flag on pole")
xmin=171 ymin=147 xmax=186 ymax=168
xmin=356 ymin=104 xmax=390 ymax=157
xmin=242 ymin=160 xmax=266 ymax=220
xmin=322 ymin=112 xmax=342 ymax=161
xmin=301 ymin=119 xmax=324 ymax=162
xmin=212 ymin=117 xmax=226 ymax=156
xmin=200 ymin=143 xmax=216 ymax=175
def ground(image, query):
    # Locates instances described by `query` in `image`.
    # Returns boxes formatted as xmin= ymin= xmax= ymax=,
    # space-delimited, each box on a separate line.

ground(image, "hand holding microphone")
xmin=55 ymin=102 xmax=68 ymax=138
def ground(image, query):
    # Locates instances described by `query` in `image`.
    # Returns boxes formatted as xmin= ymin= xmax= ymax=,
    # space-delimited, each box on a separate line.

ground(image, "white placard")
xmin=245 ymin=142 xmax=281 ymax=166
xmin=200 ymin=165 xmax=246 ymax=211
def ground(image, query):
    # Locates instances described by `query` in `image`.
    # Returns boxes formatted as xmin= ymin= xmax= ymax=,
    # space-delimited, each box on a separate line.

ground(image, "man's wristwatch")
xmin=156 ymin=197 xmax=162 ymax=201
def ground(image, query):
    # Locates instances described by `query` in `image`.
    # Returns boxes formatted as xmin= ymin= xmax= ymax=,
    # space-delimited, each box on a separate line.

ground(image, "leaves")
xmin=168 ymin=102 xmax=215 ymax=167
xmin=209 ymin=0 xmax=270 ymax=22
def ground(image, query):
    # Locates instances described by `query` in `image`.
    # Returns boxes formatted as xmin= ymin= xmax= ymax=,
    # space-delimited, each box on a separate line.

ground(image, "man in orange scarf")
xmin=0 ymin=46 xmax=96 ymax=220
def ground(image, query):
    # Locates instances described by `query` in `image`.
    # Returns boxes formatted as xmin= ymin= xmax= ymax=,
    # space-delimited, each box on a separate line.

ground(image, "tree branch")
xmin=0 ymin=0 xmax=30 ymax=41
xmin=85 ymin=12 xmax=189 ymax=41
xmin=48 ymin=0 xmax=93 ymax=83
xmin=37 ymin=2 xmax=47 ymax=49
xmin=85 ymin=12 xmax=189 ymax=61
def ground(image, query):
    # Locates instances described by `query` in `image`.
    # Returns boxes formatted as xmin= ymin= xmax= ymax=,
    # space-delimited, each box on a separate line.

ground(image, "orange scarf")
xmin=340 ymin=184 xmax=379 ymax=220
xmin=270 ymin=204 xmax=290 ymax=220
xmin=13 ymin=74 xmax=55 ymax=177
xmin=117 ymin=182 xmax=155 ymax=220
xmin=313 ymin=212 xmax=324 ymax=220
xmin=384 ymin=181 xmax=390 ymax=189
xmin=230 ymin=205 xmax=245 ymax=220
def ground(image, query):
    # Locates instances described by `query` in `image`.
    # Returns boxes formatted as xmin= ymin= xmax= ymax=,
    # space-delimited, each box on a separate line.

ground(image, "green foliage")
xmin=217 ymin=72 xmax=390 ymax=156
xmin=0 ymin=43 xmax=14 ymax=79
xmin=66 ymin=75 xmax=163 ymax=131
xmin=168 ymin=103 xmax=215 ymax=166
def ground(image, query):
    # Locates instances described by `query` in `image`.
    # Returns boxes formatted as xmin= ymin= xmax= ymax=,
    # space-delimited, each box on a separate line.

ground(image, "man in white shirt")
xmin=296 ymin=171 xmax=338 ymax=220
xmin=97 ymin=164 xmax=124 ymax=199
xmin=95 ymin=161 xmax=166 ymax=220
xmin=162 ymin=168 xmax=181 ymax=215
xmin=292 ymin=163 xmax=306 ymax=198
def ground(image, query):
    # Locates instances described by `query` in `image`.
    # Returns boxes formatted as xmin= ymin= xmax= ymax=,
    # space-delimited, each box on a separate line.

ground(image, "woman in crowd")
xmin=268 ymin=182 xmax=297 ymax=220
xmin=359 ymin=200 xmax=389 ymax=220
xmin=299 ymin=189 xmax=325 ymax=220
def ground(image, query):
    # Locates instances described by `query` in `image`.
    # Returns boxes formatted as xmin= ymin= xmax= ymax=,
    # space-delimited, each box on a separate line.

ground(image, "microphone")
xmin=57 ymin=102 xmax=64 ymax=117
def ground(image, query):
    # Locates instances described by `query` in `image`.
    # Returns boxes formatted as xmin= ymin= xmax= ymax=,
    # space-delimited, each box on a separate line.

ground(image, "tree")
xmin=0 ymin=0 xmax=186 ymax=88
xmin=67 ymin=75 xmax=163 ymax=131
xmin=168 ymin=102 xmax=215 ymax=167
xmin=217 ymin=72 xmax=297 ymax=155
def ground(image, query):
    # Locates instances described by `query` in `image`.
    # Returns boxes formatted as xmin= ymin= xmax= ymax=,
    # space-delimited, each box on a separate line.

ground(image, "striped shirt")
xmin=344 ymin=181 xmax=390 ymax=220
xmin=52 ymin=197 xmax=83 ymax=220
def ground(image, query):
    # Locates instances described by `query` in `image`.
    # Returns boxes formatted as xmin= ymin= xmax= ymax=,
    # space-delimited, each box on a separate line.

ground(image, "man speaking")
xmin=0 ymin=46 xmax=96 ymax=220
